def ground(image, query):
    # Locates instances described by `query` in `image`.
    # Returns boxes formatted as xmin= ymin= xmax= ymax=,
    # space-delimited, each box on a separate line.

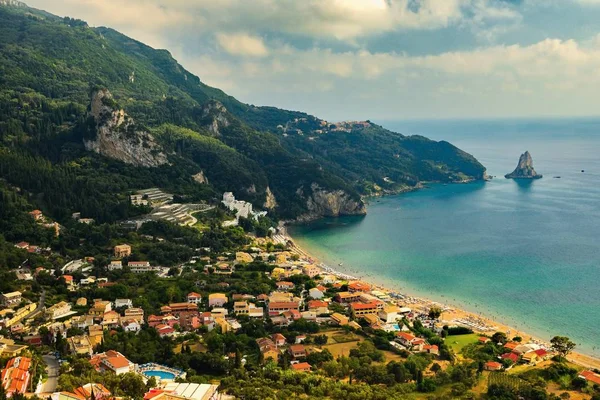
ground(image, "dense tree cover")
xmin=0 ymin=3 xmax=485 ymax=223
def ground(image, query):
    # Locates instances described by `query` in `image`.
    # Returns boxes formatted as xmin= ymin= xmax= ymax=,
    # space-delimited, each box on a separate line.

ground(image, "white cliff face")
xmin=301 ymin=183 xmax=366 ymax=220
xmin=201 ymin=100 xmax=230 ymax=136
xmin=84 ymin=89 xmax=168 ymax=168
xmin=263 ymin=186 xmax=277 ymax=209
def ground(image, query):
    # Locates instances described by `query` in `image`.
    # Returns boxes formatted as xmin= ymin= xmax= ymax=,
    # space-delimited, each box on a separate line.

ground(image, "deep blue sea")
xmin=289 ymin=118 xmax=600 ymax=357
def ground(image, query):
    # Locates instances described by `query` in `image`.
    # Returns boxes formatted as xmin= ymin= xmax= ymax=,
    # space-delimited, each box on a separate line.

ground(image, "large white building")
xmin=222 ymin=192 xmax=253 ymax=219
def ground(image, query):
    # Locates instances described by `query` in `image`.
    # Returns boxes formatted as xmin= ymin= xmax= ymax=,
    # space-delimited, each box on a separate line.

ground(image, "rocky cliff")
xmin=505 ymin=151 xmax=542 ymax=179
xmin=300 ymin=183 xmax=366 ymax=221
xmin=201 ymin=100 xmax=231 ymax=136
xmin=84 ymin=89 xmax=169 ymax=167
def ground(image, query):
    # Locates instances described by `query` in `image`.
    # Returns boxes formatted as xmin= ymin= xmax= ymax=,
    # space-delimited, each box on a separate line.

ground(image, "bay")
xmin=288 ymin=118 xmax=600 ymax=357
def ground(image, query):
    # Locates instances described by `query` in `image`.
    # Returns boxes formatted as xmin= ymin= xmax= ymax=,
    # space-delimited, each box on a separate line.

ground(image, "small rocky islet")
xmin=505 ymin=151 xmax=543 ymax=179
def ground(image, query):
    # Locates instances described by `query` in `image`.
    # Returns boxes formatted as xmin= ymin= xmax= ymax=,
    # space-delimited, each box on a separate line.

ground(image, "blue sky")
xmin=25 ymin=0 xmax=600 ymax=121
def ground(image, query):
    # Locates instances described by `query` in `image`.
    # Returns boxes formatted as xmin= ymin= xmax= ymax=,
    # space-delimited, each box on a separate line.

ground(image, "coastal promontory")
xmin=505 ymin=151 xmax=543 ymax=179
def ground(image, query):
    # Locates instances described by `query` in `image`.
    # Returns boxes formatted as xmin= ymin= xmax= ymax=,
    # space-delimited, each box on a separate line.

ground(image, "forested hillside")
xmin=0 ymin=1 xmax=486 ymax=224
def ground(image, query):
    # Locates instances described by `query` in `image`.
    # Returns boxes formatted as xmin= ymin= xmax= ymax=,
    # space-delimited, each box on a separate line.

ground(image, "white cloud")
xmin=216 ymin=33 xmax=269 ymax=57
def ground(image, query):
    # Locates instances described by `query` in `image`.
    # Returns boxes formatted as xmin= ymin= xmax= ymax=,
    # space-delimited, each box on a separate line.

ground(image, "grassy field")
xmin=447 ymin=333 xmax=480 ymax=354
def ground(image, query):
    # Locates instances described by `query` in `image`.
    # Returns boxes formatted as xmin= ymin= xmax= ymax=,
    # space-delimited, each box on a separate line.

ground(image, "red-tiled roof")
xmin=485 ymin=361 xmax=502 ymax=369
xmin=396 ymin=332 xmax=416 ymax=341
xmin=291 ymin=362 xmax=311 ymax=371
xmin=580 ymin=370 xmax=600 ymax=385
xmin=501 ymin=352 xmax=519 ymax=363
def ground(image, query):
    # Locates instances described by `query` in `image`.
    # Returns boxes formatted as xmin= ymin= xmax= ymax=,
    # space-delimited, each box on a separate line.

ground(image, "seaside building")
xmin=1 ymin=292 xmax=22 ymax=307
xmin=1 ymin=356 xmax=31 ymax=397
xmin=90 ymin=350 xmax=135 ymax=375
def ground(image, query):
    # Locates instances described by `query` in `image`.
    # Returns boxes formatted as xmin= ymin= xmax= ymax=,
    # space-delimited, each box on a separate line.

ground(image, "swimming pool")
xmin=143 ymin=370 xmax=176 ymax=380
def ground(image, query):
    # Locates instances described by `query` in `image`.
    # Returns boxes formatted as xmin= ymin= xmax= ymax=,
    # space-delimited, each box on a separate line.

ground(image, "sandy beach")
xmin=275 ymin=230 xmax=600 ymax=371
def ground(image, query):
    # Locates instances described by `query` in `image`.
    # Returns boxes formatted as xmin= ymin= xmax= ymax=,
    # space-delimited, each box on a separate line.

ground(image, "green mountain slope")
xmin=0 ymin=2 xmax=486 ymax=222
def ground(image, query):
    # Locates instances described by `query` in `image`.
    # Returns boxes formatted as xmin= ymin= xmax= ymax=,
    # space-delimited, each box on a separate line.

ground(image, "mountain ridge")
xmin=0 ymin=1 xmax=486 ymax=222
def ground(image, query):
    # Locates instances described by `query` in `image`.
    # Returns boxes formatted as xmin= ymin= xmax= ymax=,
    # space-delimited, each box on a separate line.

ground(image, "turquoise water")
xmin=289 ymin=118 xmax=600 ymax=357
xmin=143 ymin=370 xmax=176 ymax=380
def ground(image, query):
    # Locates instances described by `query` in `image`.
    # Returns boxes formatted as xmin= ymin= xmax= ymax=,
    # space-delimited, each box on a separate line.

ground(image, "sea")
xmin=288 ymin=118 xmax=600 ymax=357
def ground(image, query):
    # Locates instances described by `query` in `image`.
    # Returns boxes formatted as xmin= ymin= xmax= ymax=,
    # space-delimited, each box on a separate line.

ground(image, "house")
xmin=479 ymin=337 xmax=491 ymax=344
xmin=208 ymin=293 xmax=228 ymax=308
xmin=335 ymin=292 xmax=361 ymax=304
xmin=300 ymin=310 xmax=317 ymax=321
xmin=395 ymin=332 xmax=426 ymax=351
xmin=302 ymin=265 xmax=320 ymax=278
xmin=45 ymin=301 xmax=72 ymax=320
xmin=114 ymin=244 xmax=132 ymax=258
xmin=101 ymin=311 xmax=120 ymax=329
xmin=308 ymin=288 xmax=324 ymax=299
xmin=124 ymin=308 xmax=144 ymax=323
xmin=347 ymin=281 xmax=371 ymax=293
xmin=128 ymin=261 xmax=155 ymax=273
xmin=121 ymin=318 xmax=141 ymax=333
xmin=62 ymin=275 xmax=76 ymax=290
xmin=187 ymin=292 xmax=202 ymax=304
xmin=503 ymin=342 xmax=519 ymax=351
xmin=268 ymin=301 xmax=300 ymax=316
xmin=362 ymin=313 xmax=381 ymax=328
xmin=276 ymin=281 xmax=295 ymax=291
xmin=422 ymin=344 xmax=439 ymax=355
xmin=330 ymin=313 xmax=349 ymax=326
xmin=307 ymin=300 xmax=329 ymax=315
xmin=146 ymin=382 xmax=219 ymax=400
xmin=161 ymin=303 xmax=198 ymax=317
xmin=73 ymin=383 xmax=111 ymax=400
xmin=522 ymin=351 xmax=540 ymax=364
xmin=88 ymin=325 xmax=104 ymax=348
xmin=0 ymin=338 xmax=28 ymax=358
xmin=288 ymin=344 xmax=306 ymax=359
xmin=484 ymin=361 xmax=503 ymax=371
xmin=108 ymin=261 xmax=123 ymax=271
xmin=534 ymin=349 xmax=549 ymax=360
xmin=14 ymin=242 xmax=29 ymax=250
xmin=295 ymin=334 xmax=307 ymax=344
xmin=91 ymin=350 xmax=135 ymax=375
xmin=233 ymin=302 xmax=264 ymax=318
xmin=291 ymin=362 xmax=312 ymax=372
xmin=76 ymin=298 xmax=87 ymax=307
xmin=29 ymin=210 xmax=43 ymax=221
xmin=114 ymin=299 xmax=133 ymax=309
xmin=271 ymin=333 xmax=286 ymax=347
xmin=271 ymin=267 xmax=285 ymax=280
xmin=256 ymin=337 xmax=280 ymax=362
xmin=579 ymin=370 xmax=600 ymax=386
xmin=1 ymin=357 xmax=31 ymax=397
xmin=379 ymin=305 xmax=399 ymax=324
xmin=350 ymin=302 xmax=379 ymax=317
xmin=501 ymin=352 xmax=519 ymax=364
xmin=68 ymin=335 xmax=93 ymax=356
xmin=155 ymin=324 xmax=176 ymax=337
xmin=1 ymin=292 xmax=22 ymax=307
xmin=89 ymin=300 xmax=112 ymax=317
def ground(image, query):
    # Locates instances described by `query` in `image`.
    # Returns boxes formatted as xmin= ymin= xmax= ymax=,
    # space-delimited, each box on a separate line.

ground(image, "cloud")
xmin=216 ymin=33 xmax=269 ymax=57
xmin=27 ymin=0 xmax=522 ymax=44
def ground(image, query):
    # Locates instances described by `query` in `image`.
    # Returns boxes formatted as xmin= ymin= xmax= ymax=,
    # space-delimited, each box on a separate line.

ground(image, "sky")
xmin=23 ymin=0 xmax=600 ymax=121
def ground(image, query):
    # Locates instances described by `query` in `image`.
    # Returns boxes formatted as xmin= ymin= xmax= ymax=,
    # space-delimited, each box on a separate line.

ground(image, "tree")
xmin=428 ymin=306 xmax=442 ymax=320
xmin=551 ymin=336 xmax=576 ymax=359
xmin=492 ymin=332 xmax=508 ymax=345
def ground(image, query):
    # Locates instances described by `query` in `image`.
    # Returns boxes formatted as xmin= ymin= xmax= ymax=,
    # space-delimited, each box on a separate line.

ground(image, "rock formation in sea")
xmin=505 ymin=151 xmax=542 ymax=179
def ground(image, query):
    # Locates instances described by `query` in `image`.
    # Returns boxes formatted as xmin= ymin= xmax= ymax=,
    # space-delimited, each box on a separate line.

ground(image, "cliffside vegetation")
xmin=0 ymin=2 xmax=486 ymax=224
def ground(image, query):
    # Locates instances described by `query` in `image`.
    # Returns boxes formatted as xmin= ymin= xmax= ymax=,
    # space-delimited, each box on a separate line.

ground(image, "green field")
xmin=447 ymin=333 xmax=480 ymax=354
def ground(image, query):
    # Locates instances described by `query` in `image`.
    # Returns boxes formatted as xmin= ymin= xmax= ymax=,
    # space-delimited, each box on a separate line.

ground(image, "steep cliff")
xmin=505 ymin=151 xmax=542 ymax=179
xmin=84 ymin=89 xmax=168 ymax=167
xmin=300 ymin=183 xmax=366 ymax=221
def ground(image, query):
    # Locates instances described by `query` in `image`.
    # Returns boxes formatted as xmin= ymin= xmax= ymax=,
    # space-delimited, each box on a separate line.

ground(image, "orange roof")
xmin=396 ymin=331 xmax=416 ymax=341
xmin=486 ymin=361 xmax=502 ymax=369
xmin=291 ymin=362 xmax=311 ymax=371
xmin=504 ymin=342 xmax=519 ymax=350
xmin=350 ymin=302 xmax=378 ymax=310
xmin=581 ymin=370 xmax=600 ymax=385
xmin=269 ymin=302 xmax=299 ymax=308
xmin=289 ymin=344 xmax=305 ymax=353
xmin=187 ymin=292 xmax=201 ymax=298
xmin=308 ymin=300 xmax=328 ymax=308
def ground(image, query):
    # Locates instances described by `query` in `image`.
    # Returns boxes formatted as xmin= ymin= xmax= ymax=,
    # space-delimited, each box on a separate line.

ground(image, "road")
xmin=38 ymin=355 xmax=59 ymax=395
xmin=23 ymin=289 xmax=46 ymax=321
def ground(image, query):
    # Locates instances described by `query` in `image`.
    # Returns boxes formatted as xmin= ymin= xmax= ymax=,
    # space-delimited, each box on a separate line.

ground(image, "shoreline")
xmin=275 ymin=228 xmax=600 ymax=371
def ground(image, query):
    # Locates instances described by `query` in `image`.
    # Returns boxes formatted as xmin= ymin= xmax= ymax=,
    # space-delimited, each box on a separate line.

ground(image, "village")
xmin=1 ymin=199 xmax=599 ymax=400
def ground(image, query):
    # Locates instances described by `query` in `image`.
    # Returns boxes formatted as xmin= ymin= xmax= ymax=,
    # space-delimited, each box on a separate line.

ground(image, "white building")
xmin=308 ymin=288 xmax=324 ymax=299
xmin=108 ymin=261 xmax=123 ymax=271
xmin=45 ymin=301 xmax=72 ymax=320
xmin=222 ymin=192 xmax=253 ymax=219
xmin=114 ymin=299 xmax=133 ymax=309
